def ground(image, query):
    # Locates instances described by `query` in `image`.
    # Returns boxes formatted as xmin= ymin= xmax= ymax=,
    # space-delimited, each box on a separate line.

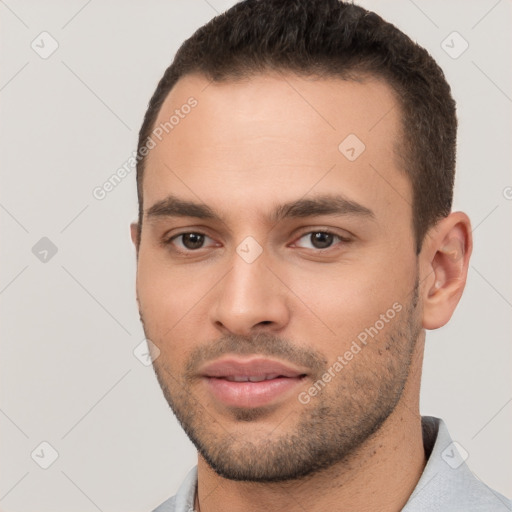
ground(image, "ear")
xmin=419 ymin=212 xmax=472 ymax=330
xmin=130 ymin=222 xmax=140 ymax=253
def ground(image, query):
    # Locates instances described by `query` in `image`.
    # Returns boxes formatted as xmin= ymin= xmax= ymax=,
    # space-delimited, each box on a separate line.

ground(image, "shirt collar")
xmin=164 ymin=416 xmax=511 ymax=511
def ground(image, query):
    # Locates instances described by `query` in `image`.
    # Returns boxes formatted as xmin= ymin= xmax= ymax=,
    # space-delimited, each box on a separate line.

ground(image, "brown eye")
xmin=180 ymin=233 xmax=205 ymax=249
xmin=310 ymin=232 xmax=334 ymax=249
xmin=295 ymin=231 xmax=342 ymax=250
xmin=168 ymin=232 xmax=211 ymax=251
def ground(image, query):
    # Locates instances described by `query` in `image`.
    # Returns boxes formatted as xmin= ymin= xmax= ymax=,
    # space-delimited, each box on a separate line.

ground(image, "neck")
xmin=196 ymin=337 xmax=426 ymax=512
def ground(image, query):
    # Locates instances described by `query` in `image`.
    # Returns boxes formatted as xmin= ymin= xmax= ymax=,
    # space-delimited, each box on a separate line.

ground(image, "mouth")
xmin=222 ymin=374 xmax=288 ymax=382
xmin=199 ymin=357 xmax=308 ymax=409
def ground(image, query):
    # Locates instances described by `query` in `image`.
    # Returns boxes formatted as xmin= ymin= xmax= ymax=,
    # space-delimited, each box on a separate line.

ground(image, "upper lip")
xmin=199 ymin=357 xmax=307 ymax=379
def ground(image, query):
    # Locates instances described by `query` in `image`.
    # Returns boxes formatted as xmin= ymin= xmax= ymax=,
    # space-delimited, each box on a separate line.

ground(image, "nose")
xmin=211 ymin=251 xmax=290 ymax=336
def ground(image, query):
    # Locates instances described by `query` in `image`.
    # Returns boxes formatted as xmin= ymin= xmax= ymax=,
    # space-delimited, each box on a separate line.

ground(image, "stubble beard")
xmin=143 ymin=284 xmax=421 ymax=483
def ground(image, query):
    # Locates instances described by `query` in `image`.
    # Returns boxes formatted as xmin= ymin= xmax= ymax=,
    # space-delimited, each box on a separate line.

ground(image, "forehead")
xmin=143 ymin=72 xmax=411 ymax=225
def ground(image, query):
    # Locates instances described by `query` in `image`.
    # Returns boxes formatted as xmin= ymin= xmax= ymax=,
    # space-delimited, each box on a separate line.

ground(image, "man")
xmin=130 ymin=1 xmax=511 ymax=510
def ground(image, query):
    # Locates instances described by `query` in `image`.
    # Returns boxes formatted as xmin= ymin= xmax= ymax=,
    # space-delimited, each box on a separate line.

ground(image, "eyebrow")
xmin=145 ymin=194 xmax=375 ymax=223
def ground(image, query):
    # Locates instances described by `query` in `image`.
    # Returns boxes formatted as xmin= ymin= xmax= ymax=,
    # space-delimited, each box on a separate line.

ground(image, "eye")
xmin=168 ymin=232 xmax=216 ymax=251
xmin=293 ymin=231 xmax=347 ymax=250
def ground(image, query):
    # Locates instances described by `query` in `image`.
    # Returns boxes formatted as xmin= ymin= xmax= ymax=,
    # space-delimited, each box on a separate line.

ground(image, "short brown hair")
xmin=136 ymin=0 xmax=457 ymax=252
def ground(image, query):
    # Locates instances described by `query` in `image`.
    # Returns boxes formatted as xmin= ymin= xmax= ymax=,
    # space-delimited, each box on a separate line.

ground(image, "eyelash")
xmin=292 ymin=230 xmax=351 ymax=250
xmin=163 ymin=229 xmax=352 ymax=253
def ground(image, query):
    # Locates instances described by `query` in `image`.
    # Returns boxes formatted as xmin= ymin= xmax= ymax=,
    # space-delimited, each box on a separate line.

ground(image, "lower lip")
xmin=204 ymin=376 xmax=304 ymax=408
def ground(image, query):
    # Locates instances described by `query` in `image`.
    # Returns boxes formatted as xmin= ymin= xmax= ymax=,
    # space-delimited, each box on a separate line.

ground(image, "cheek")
xmin=285 ymin=254 xmax=415 ymax=356
xmin=137 ymin=247 xmax=203 ymax=315
xmin=136 ymin=251 xmax=189 ymax=338
xmin=135 ymin=249 xmax=220 ymax=360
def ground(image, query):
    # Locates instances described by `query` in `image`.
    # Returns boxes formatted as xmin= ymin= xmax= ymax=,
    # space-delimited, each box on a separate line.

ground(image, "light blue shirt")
xmin=153 ymin=416 xmax=511 ymax=511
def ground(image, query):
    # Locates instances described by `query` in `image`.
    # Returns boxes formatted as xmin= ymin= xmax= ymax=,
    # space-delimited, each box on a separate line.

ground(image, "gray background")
xmin=1 ymin=0 xmax=511 ymax=510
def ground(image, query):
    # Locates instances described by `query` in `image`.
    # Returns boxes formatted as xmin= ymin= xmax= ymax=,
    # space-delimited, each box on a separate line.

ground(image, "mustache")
xmin=184 ymin=332 xmax=327 ymax=378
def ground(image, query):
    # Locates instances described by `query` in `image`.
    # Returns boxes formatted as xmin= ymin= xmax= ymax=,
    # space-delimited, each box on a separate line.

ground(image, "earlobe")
xmin=421 ymin=212 xmax=472 ymax=330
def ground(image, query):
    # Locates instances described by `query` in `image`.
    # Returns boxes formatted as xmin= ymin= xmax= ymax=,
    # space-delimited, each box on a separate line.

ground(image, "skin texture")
xmin=131 ymin=73 xmax=472 ymax=512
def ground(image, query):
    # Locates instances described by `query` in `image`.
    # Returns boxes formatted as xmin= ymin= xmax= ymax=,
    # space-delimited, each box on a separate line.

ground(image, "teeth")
xmin=225 ymin=374 xmax=282 ymax=382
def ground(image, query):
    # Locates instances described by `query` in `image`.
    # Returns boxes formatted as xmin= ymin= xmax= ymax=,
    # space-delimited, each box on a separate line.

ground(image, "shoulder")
xmin=402 ymin=416 xmax=512 ymax=511
xmin=152 ymin=495 xmax=177 ymax=512
xmin=151 ymin=466 xmax=197 ymax=512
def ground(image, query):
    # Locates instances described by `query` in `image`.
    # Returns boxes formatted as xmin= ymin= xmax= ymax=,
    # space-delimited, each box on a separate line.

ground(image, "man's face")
xmin=134 ymin=73 xmax=422 ymax=481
